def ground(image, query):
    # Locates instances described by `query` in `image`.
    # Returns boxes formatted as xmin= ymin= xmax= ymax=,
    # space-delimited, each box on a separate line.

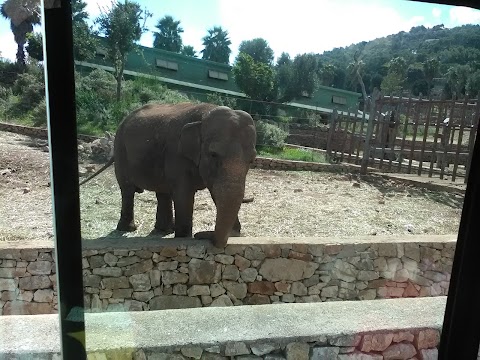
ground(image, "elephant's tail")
xmin=79 ymin=157 xmax=115 ymax=186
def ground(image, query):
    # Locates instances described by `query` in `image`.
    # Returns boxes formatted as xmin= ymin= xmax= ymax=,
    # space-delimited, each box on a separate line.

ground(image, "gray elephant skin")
xmin=80 ymin=102 xmax=257 ymax=248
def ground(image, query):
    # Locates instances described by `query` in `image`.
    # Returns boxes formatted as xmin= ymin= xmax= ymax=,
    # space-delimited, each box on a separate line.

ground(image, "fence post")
xmin=361 ymin=89 xmax=380 ymax=174
xmin=326 ymin=109 xmax=337 ymax=162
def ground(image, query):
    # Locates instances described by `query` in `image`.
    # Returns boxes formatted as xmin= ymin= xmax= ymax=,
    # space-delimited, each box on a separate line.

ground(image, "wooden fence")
xmin=326 ymin=91 xmax=480 ymax=183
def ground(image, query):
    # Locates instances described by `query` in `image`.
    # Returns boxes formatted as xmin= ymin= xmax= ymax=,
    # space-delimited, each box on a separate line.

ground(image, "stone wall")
xmin=0 ymin=247 xmax=57 ymax=315
xmin=118 ymin=328 xmax=443 ymax=360
xmin=0 ymin=121 xmax=97 ymax=142
xmin=0 ymin=236 xmax=455 ymax=315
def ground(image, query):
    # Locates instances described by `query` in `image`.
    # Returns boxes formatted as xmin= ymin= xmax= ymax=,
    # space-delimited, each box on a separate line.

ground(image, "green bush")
xmin=206 ymin=93 xmax=237 ymax=108
xmin=11 ymin=72 xmax=45 ymax=115
xmin=255 ymin=120 xmax=288 ymax=148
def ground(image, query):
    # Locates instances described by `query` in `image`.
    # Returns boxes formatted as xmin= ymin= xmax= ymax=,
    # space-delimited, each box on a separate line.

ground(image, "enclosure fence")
xmin=318 ymin=91 xmax=480 ymax=183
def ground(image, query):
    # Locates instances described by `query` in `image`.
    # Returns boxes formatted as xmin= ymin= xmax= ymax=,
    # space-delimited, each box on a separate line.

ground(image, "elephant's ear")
xmin=179 ymin=121 xmax=202 ymax=165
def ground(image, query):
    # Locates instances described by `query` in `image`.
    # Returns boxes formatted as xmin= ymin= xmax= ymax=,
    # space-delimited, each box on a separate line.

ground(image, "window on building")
xmin=208 ymin=70 xmax=229 ymax=81
xmin=156 ymin=59 xmax=179 ymax=71
xmin=332 ymin=95 xmax=347 ymax=105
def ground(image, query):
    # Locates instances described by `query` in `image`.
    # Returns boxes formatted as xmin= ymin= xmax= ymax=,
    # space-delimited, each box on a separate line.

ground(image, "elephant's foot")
xmin=194 ymin=231 xmax=229 ymax=248
xmin=154 ymin=218 xmax=175 ymax=235
xmin=174 ymin=225 xmax=193 ymax=238
xmin=230 ymin=229 xmax=241 ymax=237
xmin=194 ymin=231 xmax=215 ymax=240
xmin=116 ymin=220 xmax=137 ymax=232
xmin=153 ymin=226 xmax=175 ymax=236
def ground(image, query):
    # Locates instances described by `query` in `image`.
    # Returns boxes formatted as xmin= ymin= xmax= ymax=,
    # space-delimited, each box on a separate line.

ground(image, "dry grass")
xmin=0 ymin=131 xmax=464 ymax=243
xmin=79 ymin=166 xmax=464 ymax=240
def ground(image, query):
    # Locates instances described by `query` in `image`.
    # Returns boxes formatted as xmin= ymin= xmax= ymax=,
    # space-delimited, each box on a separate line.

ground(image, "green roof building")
xmin=75 ymin=39 xmax=361 ymax=116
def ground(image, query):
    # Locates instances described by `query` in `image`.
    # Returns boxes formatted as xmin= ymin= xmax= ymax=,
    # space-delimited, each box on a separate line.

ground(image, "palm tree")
xmin=1 ymin=0 xmax=41 ymax=67
xmin=153 ymin=15 xmax=183 ymax=53
xmin=201 ymin=26 xmax=231 ymax=64
xmin=347 ymin=51 xmax=368 ymax=110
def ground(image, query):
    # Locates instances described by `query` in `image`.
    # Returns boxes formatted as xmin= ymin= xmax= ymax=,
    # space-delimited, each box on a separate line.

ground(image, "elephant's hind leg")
xmin=154 ymin=192 xmax=174 ymax=235
xmin=117 ymin=185 xmax=137 ymax=232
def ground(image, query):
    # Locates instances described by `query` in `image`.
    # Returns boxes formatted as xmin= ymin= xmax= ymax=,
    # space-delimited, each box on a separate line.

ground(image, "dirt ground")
xmin=0 ymin=131 xmax=464 ymax=242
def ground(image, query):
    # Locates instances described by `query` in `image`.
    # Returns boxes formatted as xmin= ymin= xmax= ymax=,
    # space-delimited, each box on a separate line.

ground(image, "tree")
xmin=25 ymin=31 xmax=42 ymax=61
xmin=1 ymin=0 xmax=40 ymax=67
xmin=232 ymin=53 xmax=275 ymax=101
xmin=238 ymin=38 xmax=274 ymax=65
xmin=466 ymin=70 xmax=480 ymax=98
xmin=201 ymin=26 xmax=231 ymax=64
xmin=380 ymin=72 xmax=404 ymax=95
xmin=180 ymin=45 xmax=196 ymax=57
xmin=96 ymin=0 xmax=150 ymax=101
xmin=347 ymin=51 xmax=368 ymax=110
xmin=276 ymin=52 xmax=291 ymax=67
xmin=275 ymin=53 xmax=295 ymax=101
xmin=288 ymin=53 xmax=320 ymax=100
xmin=446 ymin=65 xmax=470 ymax=98
xmin=387 ymin=57 xmax=407 ymax=78
xmin=71 ymin=0 xmax=99 ymax=61
xmin=319 ymin=63 xmax=336 ymax=87
xmin=24 ymin=0 xmax=98 ymax=62
xmin=423 ymin=58 xmax=440 ymax=95
xmin=381 ymin=57 xmax=407 ymax=95
xmin=153 ymin=15 xmax=183 ymax=53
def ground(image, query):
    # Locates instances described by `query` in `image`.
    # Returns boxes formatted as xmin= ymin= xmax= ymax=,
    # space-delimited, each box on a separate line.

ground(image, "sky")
xmin=0 ymin=0 xmax=479 ymax=63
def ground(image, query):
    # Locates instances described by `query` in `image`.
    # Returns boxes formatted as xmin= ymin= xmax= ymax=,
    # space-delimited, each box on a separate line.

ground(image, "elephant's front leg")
xmin=173 ymin=187 xmax=195 ymax=238
xmin=154 ymin=192 xmax=174 ymax=235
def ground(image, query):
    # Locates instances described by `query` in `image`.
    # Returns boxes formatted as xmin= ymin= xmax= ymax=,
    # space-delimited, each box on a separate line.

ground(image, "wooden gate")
xmin=327 ymin=91 xmax=480 ymax=183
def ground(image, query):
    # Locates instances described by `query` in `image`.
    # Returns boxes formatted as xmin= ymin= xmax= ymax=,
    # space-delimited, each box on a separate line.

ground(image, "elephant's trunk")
xmin=211 ymin=180 xmax=245 ymax=248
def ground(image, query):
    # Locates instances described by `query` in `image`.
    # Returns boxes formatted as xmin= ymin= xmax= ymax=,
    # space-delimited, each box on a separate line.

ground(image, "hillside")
xmin=317 ymin=24 xmax=480 ymax=98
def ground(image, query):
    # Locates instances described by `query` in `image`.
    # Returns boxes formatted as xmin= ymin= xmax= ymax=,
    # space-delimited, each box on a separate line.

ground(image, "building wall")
xmin=77 ymin=38 xmax=361 ymax=113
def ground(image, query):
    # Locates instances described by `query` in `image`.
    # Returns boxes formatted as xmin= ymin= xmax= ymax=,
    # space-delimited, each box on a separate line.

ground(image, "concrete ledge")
xmin=0 ymin=297 xmax=447 ymax=358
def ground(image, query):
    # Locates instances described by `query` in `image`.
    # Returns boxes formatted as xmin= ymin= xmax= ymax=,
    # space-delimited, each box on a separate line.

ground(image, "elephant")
xmin=80 ymin=102 xmax=257 ymax=248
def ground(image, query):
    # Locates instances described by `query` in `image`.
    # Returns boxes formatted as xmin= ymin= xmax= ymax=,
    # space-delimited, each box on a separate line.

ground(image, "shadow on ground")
xmin=361 ymin=174 xmax=464 ymax=209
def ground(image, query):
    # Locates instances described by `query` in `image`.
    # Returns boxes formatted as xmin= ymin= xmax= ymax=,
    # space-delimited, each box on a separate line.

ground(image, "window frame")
xmin=40 ymin=1 xmax=480 ymax=359
xmin=156 ymin=58 xmax=179 ymax=71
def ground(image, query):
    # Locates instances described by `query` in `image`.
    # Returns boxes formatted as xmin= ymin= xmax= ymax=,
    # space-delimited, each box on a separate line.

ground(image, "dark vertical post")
xmin=361 ymin=89 xmax=379 ymax=174
xmin=439 ymin=124 xmax=480 ymax=359
xmin=41 ymin=0 xmax=86 ymax=359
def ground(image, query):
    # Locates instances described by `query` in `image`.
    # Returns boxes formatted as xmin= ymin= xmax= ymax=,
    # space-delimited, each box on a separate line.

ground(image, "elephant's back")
xmin=113 ymin=102 xmax=216 ymax=191
xmin=120 ymin=102 xmax=217 ymax=129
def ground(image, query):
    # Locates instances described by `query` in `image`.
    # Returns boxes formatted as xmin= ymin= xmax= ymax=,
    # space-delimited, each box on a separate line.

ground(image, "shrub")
xmin=255 ymin=120 xmax=288 ymax=148
xmin=30 ymin=100 xmax=47 ymax=127
xmin=206 ymin=92 xmax=237 ymax=108
xmin=11 ymin=72 xmax=45 ymax=115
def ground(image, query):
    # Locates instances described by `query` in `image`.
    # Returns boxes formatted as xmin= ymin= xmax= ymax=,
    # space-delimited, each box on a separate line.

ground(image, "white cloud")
xmin=83 ymin=0 xmax=111 ymax=19
xmin=449 ymin=6 xmax=480 ymax=26
xmin=432 ymin=7 xmax=442 ymax=18
xmin=218 ymin=0 xmax=432 ymax=62
xmin=0 ymin=31 xmax=17 ymax=62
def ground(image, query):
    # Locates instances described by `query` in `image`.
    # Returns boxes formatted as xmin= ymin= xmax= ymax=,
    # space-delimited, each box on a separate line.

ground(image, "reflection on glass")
xmin=0 ymin=0 xmax=479 ymax=358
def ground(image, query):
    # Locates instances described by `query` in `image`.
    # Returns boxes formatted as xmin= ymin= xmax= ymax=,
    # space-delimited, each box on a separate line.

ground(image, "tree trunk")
xmin=115 ymin=59 xmax=125 ymax=102
xmin=356 ymin=71 xmax=368 ymax=111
